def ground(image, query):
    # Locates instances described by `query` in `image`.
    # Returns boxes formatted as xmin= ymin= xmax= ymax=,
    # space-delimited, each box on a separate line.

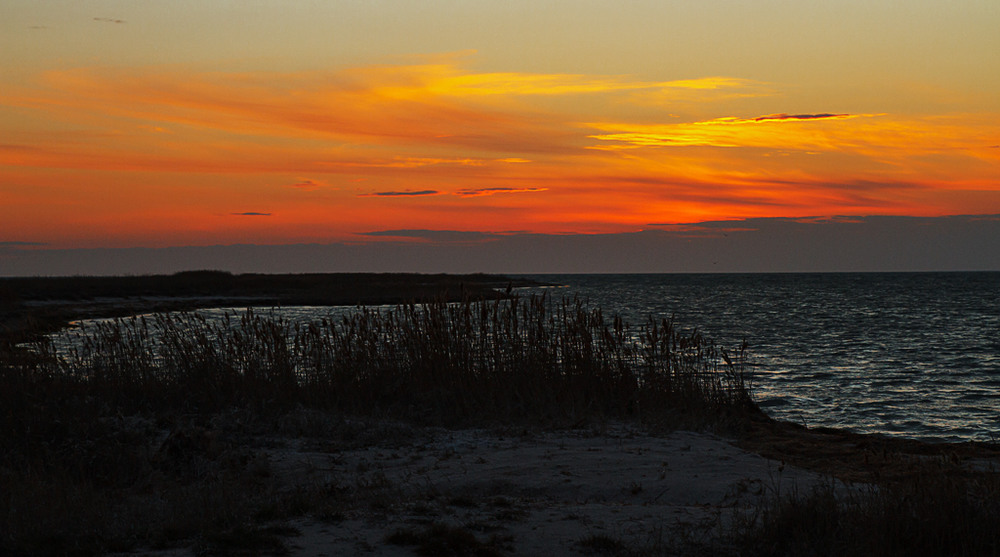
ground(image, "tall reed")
xmin=25 ymin=294 xmax=756 ymax=425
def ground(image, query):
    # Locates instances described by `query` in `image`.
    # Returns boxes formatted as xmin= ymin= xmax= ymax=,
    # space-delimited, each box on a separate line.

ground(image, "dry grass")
xmin=727 ymin=418 xmax=1000 ymax=556
xmin=0 ymin=294 xmax=756 ymax=555
xmin=732 ymin=468 xmax=1000 ymax=557
xmin=386 ymin=522 xmax=507 ymax=556
xmin=8 ymin=293 xmax=997 ymax=556
xmin=27 ymin=294 xmax=755 ymax=426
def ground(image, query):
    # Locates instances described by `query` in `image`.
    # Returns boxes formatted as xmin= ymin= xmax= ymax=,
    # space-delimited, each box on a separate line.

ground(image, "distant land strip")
xmin=0 ymin=271 xmax=544 ymax=341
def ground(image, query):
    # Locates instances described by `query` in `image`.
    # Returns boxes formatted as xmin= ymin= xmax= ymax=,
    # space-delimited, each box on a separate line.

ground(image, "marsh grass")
xmin=6 ymin=294 xmax=1000 ymax=556
xmin=31 ymin=294 xmax=756 ymax=425
xmin=732 ymin=464 xmax=1000 ymax=557
xmin=386 ymin=522 xmax=506 ymax=557
xmin=1 ymin=294 xmax=755 ymax=555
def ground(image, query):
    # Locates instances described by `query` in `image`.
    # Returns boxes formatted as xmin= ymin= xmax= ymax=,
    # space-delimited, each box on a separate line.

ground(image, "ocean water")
xmin=519 ymin=273 xmax=1000 ymax=443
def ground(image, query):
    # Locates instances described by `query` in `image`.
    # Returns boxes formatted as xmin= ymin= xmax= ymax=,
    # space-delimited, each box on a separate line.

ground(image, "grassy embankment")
xmin=2 ymin=271 xmax=999 ymax=555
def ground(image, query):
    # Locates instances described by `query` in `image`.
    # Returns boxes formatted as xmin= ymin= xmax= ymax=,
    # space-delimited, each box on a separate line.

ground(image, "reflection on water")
xmin=519 ymin=273 xmax=1000 ymax=443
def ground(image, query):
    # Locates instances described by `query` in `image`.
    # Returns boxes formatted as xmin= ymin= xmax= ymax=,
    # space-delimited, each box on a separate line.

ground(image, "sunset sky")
xmin=2 ymin=1 xmax=999 ymax=274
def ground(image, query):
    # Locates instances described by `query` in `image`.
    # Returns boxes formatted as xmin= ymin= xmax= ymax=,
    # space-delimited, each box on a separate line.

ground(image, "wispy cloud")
xmin=416 ymin=72 xmax=765 ymax=98
xmin=0 ymin=144 xmax=37 ymax=152
xmin=792 ymin=216 xmax=865 ymax=224
xmin=0 ymin=241 xmax=47 ymax=257
xmin=455 ymin=187 xmax=548 ymax=197
xmin=323 ymin=157 xmax=487 ymax=169
xmin=644 ymin=222 xmax=758 ymax=238
xmin=752 ymin=113 xmax=850 ymax=122
xmin=359 ymin=190 xmax=440 ymax=197
xmin=586 ymin=113 xmax=879 ymax=149
xmin=231 ymin=212 xmax=272 ymax=216
xmin=357 ymin=229 xmax=497 ymax=243
xmin=0 ymin=241 xmax=47 ymax=248
xmin=7 ymin=63 xmax=573 ymax=155
xmin=0 ymin=64 xmax=771 ymax=165
xmin=2 ymin=57 xmax=997 ymax=240
xmin=93 ymin=17 xmax=126 ymax=24
xmin=286 ymin=178 xmax=326 ymax=190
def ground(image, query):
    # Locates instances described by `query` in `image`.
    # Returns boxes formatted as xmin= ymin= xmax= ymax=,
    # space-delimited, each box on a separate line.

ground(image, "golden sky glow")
xmin=2 ymin=1 xmax=999 ymax=251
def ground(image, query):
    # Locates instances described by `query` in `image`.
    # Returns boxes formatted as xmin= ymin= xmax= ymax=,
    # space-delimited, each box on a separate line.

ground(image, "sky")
xmin=1 ymin=1 xmax=999 ymax=275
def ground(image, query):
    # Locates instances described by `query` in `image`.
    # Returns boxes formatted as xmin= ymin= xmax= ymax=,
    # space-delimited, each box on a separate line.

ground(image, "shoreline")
xmin=118 ymin=419 xmax=838 ymax=556
xmin=6 ymin=271 xmax=999 ymax=468
xmin=96 ymin=414 xmax=1000 ymax=555
xmin=0 ymin=271 xmax=542 ymax=342
xmin=5 ymin=272 xmax=1000 ymax=554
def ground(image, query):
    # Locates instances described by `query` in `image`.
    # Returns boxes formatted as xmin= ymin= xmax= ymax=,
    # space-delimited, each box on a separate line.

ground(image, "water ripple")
xmin=523 ymin=272 xmax=1000 ymax=442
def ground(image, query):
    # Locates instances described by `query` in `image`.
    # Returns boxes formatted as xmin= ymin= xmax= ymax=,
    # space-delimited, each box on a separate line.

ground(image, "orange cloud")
xmin=1 ymin=59 xmax=998 ymax=249
xmin=586 ymin=112 xmax=1000 ymax=157
xmin=415 ymin=71 xmax=766 ymax=98
xmin=286 ymin=178 xmax=326 ymax=190
xmin=3 ymin=65 xmax=576 ymax=153
xmin=455 ymin=187 xmax=548 ymax=197
xmin=586 ymin=113 xmax=874 ymax=149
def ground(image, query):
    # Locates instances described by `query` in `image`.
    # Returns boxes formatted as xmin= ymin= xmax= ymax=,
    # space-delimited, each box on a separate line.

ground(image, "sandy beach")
xmin=108 ymin=419 xmax=835 ymax=556
xmin=7 ymin=277 xmax=1000 ymax=556
xmin=286 ymin=426 xmax=827 ymax=556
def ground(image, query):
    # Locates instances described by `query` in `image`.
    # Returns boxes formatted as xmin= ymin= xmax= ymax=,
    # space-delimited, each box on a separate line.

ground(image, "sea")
xmin=54 ymin=272 xmax=1000 ymax=443
xmin=517 ymin=273 xmax=1000 ymax=443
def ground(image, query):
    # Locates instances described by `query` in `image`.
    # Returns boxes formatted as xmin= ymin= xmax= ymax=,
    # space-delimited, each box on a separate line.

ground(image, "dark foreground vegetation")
xmin=2 ymin=288 xmax=999 ymax=555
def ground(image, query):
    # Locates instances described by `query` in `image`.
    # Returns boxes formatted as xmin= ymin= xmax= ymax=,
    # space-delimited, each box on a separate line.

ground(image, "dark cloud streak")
xmin=357 ymin=229 xmax=497 ymax=243
xmin=0 ymin=144 xmax=39 ymax=152
xmin=752 ymin=113 xmax=849 ymax=121
xmin=3 ymin=215 xmax=998 ymax=275
xmin=359 ymin=190 xmax=440 ymax=197
xmin=287 ymin=179 xmax=323 ymax=190
xmin=455 ymin=187 xmax=547 ymax=197
xmin=0 ymin=241 xmax=47 ymax=248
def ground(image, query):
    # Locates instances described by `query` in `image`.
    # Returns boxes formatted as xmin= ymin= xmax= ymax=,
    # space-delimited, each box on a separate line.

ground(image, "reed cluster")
xmin=0 ymin=295 xmax=755 ymax=554
xmin=4 ymin=296 xmax=998 ymax=555
xmin=735 ymin=467 xmax=1000 ymax=556
xmin=30 ymin=294 xmax=757 ymax=425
